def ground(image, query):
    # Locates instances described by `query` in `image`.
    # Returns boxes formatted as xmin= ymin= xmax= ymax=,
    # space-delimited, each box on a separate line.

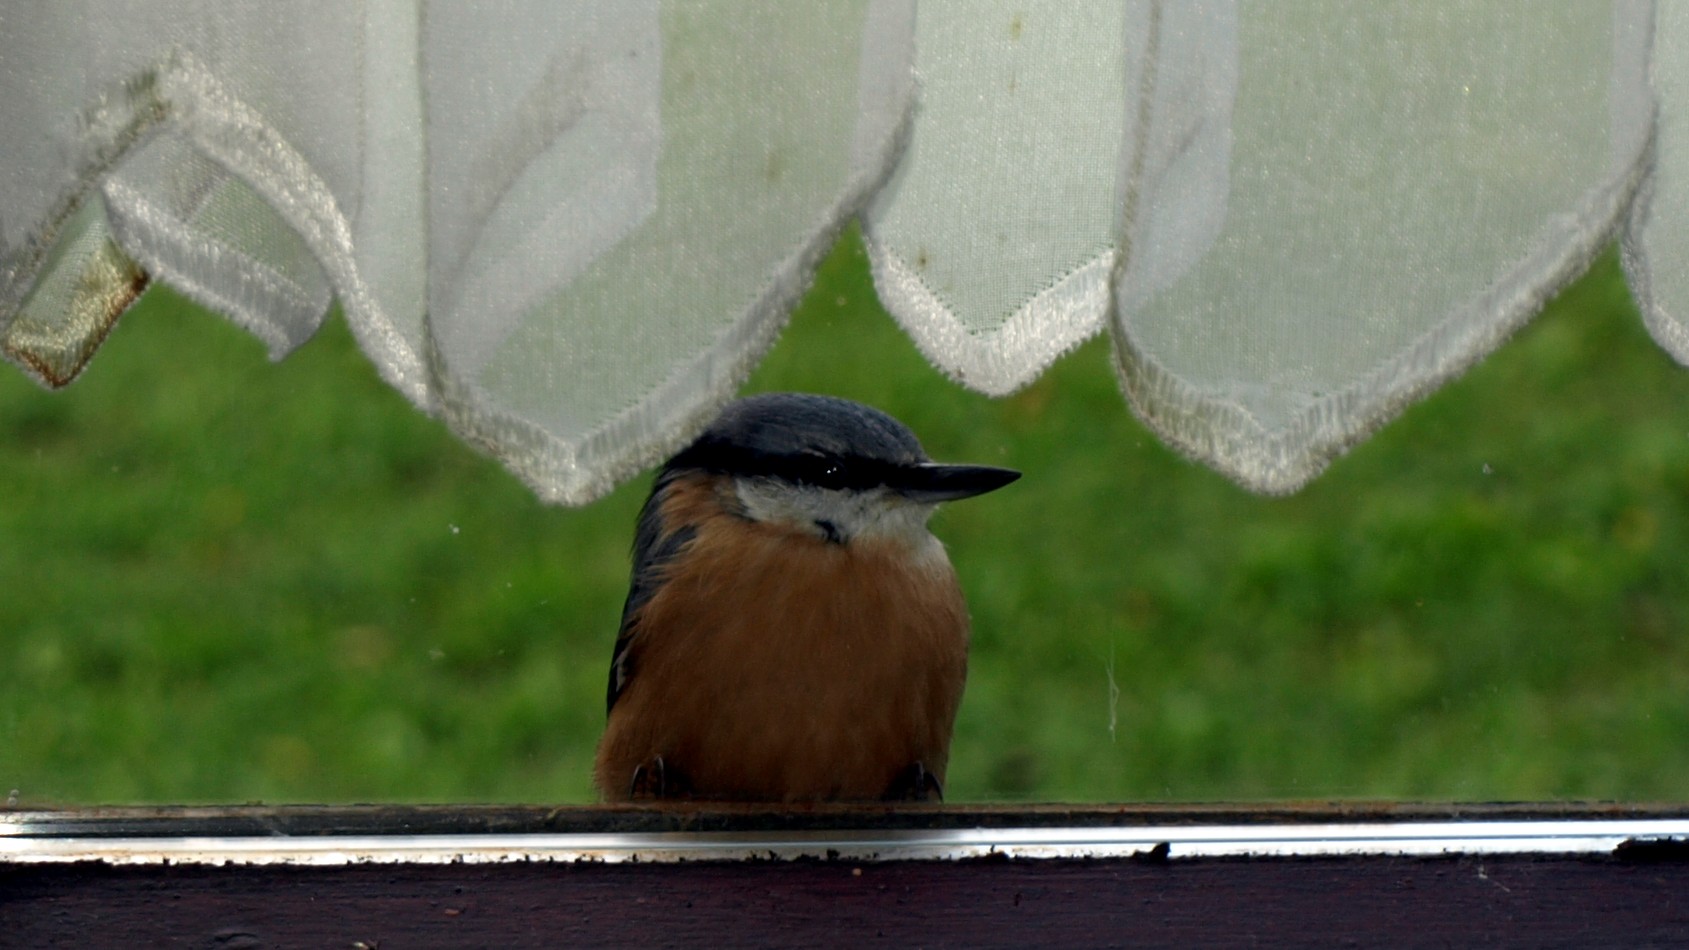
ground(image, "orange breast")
xmin=594 ymin=478 xmax=970 ymax=802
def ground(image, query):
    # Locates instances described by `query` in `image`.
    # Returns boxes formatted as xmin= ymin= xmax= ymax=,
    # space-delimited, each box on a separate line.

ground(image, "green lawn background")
xmin=1 ymin=233 xmax=1685 ymax=805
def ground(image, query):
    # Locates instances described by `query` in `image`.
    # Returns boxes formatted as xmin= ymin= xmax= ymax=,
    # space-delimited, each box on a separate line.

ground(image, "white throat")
xmin=733 ymin=477 xmax=942 ymax=554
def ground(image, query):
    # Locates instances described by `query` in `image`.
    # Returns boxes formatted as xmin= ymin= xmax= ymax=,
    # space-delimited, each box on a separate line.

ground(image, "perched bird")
xmin=594 ymin=392 xmax=1019 ymax=803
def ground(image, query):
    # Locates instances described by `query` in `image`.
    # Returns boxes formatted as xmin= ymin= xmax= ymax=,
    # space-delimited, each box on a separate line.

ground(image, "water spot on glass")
xmin=336 ymin=625 xmax=395 ymax=671
xmin=1104 ymin=645 xmax=1121 ymax=743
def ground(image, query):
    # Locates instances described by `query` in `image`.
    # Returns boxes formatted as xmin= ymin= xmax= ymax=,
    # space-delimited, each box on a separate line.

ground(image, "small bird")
xmin=594 ymin=392 xmax=1019 ymax=803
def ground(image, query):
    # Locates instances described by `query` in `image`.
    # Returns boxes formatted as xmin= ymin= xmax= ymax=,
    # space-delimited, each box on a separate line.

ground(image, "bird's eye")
xmin=789 ymin=456 xmax=850 ymax=489
xmin=810 ymin=461 xmax=847 ymax=489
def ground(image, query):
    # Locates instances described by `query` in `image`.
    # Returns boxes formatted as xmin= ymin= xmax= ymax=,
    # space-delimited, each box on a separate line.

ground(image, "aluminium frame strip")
xmin=4 ymin=816 xmax=1687 ymax=866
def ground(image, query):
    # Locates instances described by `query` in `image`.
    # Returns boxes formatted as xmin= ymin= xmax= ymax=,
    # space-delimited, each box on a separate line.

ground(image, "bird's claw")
xmin=884 ymin=761 xmax=943 ymax=802
xmin=629 ymin=754 xmax=690 ymax=799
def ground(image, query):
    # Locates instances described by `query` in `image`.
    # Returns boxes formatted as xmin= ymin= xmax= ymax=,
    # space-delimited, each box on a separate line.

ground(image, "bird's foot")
xmin=629 ymin=754 xmax=690 ymax=800
xmin=884 ymin=761 xmax=943 ymax=802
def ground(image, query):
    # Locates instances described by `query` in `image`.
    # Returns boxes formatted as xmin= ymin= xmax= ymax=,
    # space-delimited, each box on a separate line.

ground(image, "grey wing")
xmin=606 ymin=480 xmax=696 ymax=714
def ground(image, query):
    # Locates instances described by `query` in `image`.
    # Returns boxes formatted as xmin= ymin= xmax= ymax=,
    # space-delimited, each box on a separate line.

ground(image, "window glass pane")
xmin=3 ymin=235 xmax=1684 ymax=805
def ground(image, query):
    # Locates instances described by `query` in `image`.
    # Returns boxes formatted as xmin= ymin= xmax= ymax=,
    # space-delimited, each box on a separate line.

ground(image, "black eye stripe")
xmin=781 ymin=456 xmax=848 ymax=489
xmin=673 ymin=444 xmax=898 ymax=491
xmin=757 ymin=453 xmax=893 ymax=490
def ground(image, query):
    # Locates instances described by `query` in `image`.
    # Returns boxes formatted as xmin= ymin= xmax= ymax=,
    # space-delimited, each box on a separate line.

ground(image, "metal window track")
xmin=5 ymin=806 xmax=1687 ymax=866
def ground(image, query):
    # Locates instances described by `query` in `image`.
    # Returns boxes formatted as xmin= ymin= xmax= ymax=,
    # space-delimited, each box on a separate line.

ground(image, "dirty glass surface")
xmin=2 ymin=238 xmax=1685 ymax=805
xmin=1 ymin=3 xmax=1686 ymax=805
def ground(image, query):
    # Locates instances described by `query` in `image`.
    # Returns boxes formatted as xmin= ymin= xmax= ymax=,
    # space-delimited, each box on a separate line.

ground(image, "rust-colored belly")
xmin=595 ymin=510 xmax=970 ymax=802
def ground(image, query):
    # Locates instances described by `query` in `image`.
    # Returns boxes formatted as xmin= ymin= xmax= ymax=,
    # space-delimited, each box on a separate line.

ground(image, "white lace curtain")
xmin=1 ymin=1 xmax=1682 ymax=502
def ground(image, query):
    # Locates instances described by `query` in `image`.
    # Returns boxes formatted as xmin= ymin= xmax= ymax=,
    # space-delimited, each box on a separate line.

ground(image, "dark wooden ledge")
xmin=9 ymin=799 xmax=1688 ymax=837
xmin=4 ymin=803 xmax=1688 ymax=947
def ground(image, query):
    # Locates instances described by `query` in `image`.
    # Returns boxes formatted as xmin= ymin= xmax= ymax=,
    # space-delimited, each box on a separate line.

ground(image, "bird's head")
xmin=663 ymin=392 xmax=1020 ymax=547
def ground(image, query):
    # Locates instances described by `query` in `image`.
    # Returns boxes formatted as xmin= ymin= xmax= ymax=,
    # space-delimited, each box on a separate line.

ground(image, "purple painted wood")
xmin=6 ymin=853 xmax=1689 ymax=948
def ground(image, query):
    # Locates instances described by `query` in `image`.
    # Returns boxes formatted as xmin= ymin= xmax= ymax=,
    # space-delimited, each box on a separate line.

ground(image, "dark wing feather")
xmin=606 ymin=474 xmax=696 ymax=714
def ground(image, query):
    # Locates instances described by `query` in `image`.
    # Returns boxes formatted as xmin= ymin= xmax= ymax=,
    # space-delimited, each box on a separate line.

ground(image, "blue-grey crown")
xmin=677 ymin=392 xmax=927 ymax=469
xmin=663 ymin=392 xmax=1019 ymax=502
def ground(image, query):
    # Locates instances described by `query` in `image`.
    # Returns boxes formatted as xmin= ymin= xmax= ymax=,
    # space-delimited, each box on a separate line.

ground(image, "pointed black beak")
xmin=894 ymin=463 xmax=1021 ymax=504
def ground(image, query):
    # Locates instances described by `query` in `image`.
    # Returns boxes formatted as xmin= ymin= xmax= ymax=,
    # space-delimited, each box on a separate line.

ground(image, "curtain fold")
xmin=0 ymin=1 xmax=1679 ymax=501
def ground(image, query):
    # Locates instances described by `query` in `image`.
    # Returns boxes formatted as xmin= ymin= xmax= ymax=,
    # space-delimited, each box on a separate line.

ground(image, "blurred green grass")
xmin=1 ymin=231 xmax=1686 ymax=805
